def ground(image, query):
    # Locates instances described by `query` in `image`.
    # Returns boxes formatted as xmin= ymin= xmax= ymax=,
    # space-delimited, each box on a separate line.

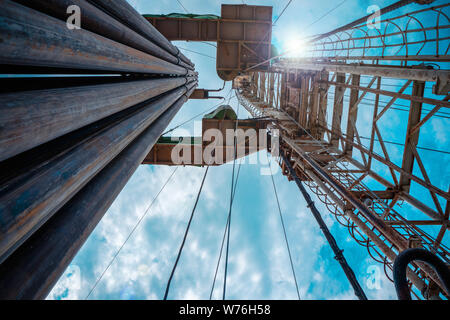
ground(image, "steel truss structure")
xmin=309 ymin=2 xmax=450 ymax=64
xmin=235 ymin=1 xmax=449 ymax=300
xmin=0 ymin=0 xmax=448 ymax=301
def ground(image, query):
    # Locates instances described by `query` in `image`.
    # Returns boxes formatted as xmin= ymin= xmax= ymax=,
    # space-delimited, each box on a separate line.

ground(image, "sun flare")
xmin=282 ymin=35 xmax=308 ymax=57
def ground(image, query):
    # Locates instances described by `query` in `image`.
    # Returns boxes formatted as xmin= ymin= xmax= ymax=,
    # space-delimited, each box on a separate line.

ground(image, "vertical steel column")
xmin=399 ymin=81 xmax=425 ymax=193
xmin=280 ymin=72 xmax=287 ymax=111
xmin=344 ymin=74 xmax=360 ymax=155
xmin=300 ymin=75 xmax=309 ymax=127
xmin=317 ymin=71 xmax=329 ymax=139
xmin=330 ymin=73 xmax=345 ymax=147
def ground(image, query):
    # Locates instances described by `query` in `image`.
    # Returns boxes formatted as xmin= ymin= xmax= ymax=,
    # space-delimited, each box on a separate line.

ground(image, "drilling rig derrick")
xmin=0 ymin=0 xmax=448 ymax=301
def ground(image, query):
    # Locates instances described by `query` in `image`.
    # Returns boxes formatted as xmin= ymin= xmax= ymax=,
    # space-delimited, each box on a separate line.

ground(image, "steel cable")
xmin=85 ymin=166 xmax=179 ymax=299
xmin=266 ymin=153 xmax=302 ymax=300
xmin=163 ymin=166 xmax=210 ymax=299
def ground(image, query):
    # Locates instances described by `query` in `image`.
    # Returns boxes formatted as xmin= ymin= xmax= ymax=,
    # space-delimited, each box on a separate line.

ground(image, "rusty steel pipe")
xmin=89 ymin=0 xmax=194 ymax=68
xmin=0 ymin=0 xmax=192 ymax=75
xmin=13 ymin=0 xmax=193 ymax=71
xmin=0 ymin=80 xmax=197 ymax=264
xmin=280 ymin=149 xmax=368 ymax=300
xmin=290 ymin=155 xmax=429 ymax=293
xmin=0 ymin=77 xmax=188 ymax=161
xmin=283 ymin=137 xmax=409 ymax=249
xmin=0 ymin=84 xmax=196 ymax=300
xmin=293 ymin=143 xmax=447 ymax=293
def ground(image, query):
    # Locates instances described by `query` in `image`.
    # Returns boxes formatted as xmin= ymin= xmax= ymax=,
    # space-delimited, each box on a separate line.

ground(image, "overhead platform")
xmin=145 ymin=4 xmax=274 ymax=81
xmin=142 ymin=106 xmax=269 ymax=166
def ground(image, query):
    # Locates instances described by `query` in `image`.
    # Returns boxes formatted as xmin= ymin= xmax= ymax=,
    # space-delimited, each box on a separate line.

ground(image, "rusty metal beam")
xmin=385 ymin=220 xmax=448 ymax=226
xmin=280 ymin=72 xmax=287 ymax=111
xmin=399 ymin=81 xmax=425 ymax=193
xmin=143 ymin=118 xmax=267 ymax=166
xmin=344 ymin=74 xmax=360 ymax=155
xmin=253 ymin=72 xmax=259 ymax=97
xmin=347 ymin=156 xmax=443 ymax=220
xmin=307 ymin=74 xmax=320 ymax=131
xmin=434 ymin=187 xmax=450 ymax=248
xmin=143 ymin=144 xmax=262 ymax=166
xmin=311 ymin=0 xmax=435 ymax=42
xmin=317 ymin=71 xmax=329 ymax=139
xmin=330 ymin=73 xmax=346 ymax=147
xmin=268 ymin=73 xmax=275 ymax=107
xmin=145 ymin=16 xmax=219 ymax=42
xmin=189 ymin=89 xmax=224 ymax=99
xmin=324 ymin=79 xmax=449 ymax=109
xmin=300 ymin=75 xmax=309 ymax=127
xmin=272 ymin=61 xmax=449 ymax=86
xmin=260 ymin=72 xmax=266 ymax=102
xmin=351 ymin=190 xmax=396 ymax=200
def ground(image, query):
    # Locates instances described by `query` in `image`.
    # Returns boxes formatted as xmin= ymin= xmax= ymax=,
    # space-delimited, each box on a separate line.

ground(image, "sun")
xmin=277 ymin=31 xmax=309 ymax=58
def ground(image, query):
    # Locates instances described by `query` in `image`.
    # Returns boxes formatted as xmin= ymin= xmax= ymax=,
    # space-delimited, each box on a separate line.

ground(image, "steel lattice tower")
xmin=0 ymin=0 xmax=448 ymax=300
xmin=234 ymin=1 xmax=450 ymax=299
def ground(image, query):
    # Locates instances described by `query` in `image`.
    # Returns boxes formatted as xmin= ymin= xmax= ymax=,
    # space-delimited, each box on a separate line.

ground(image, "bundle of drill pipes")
xmin=0 ymin=0 xmax=198 ymax=299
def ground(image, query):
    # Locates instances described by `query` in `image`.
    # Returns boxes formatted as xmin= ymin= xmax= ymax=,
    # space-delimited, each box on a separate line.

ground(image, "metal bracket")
xmin=433 ymin=75 xmax=450 ymax=95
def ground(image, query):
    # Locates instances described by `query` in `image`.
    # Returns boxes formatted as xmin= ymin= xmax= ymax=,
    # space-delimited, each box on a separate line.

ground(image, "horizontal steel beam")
xmin=272 ymin=61 xmax=450 ymax=86
xmin=304 ymin=55 xmax=450 ymax=63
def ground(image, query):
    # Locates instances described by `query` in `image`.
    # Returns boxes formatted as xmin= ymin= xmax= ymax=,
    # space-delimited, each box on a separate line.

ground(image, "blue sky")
xmin=48 ymin=0 xmax=449 ymax=300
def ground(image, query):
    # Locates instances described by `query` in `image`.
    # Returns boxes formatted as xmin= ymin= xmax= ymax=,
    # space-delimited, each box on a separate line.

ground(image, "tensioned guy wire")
xmin=266 ymin=153 xmax=302 ymax=300
xmin=209 ymin=158 xmax=243 ymax=300
xmin=163 ymin=166 xmax=210 ymax=299
xmin=222 ymin=99 xmax=241 ymax=299
xmin=86 ymin=167 xmax=179 ymax=299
